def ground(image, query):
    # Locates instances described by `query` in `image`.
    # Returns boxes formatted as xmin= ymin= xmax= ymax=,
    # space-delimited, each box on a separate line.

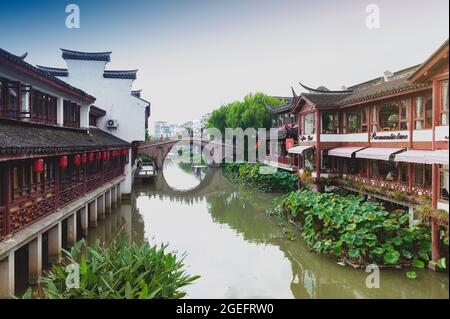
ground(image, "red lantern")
xmin=60 ymin=156 xmax=68 ymax=168
xmin=96 ymin=152 xmax=102 ymax=160
xmin=88 ymin=153 xmax=95 ymax=162
xmin=81 ymin=153 xmax=87 ymax=164
xmin=74 ymin=154 xmax=81 ymax=166
xmin=122 ymin=148 xmax=129 ymax=156
xmin=34 ymin=159 xmax=44 ymax=173
xmin=106 ymin=151 xmax=110 ymax=159
xmin=102 ymin=151 xmax=107 ymax=160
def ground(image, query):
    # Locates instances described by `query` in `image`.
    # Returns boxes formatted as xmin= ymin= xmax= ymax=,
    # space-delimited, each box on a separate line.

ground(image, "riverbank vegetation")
xmin=271 ymin=190 xmax=434 ymax=270
xmin=23 ymin=238 xmax=199 ymax=299
xmin=224 ymin=162 xmax=298 ymax=192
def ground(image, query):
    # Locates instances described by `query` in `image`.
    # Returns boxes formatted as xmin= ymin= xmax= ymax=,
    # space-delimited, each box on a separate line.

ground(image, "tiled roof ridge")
xmin=36 ymin=65 xmax=69 ymax=77
xmin=0 ymin=47 xmax=95 ymax=102
xmin=104 ymin=70 xmax=138 ymax=79
xmin=61 ymin=48 xmax=112 ymax=62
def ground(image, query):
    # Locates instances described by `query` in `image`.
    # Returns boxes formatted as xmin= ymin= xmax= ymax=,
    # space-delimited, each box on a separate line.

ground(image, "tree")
xmin=206 ymin=93 xmax=283 ymax=133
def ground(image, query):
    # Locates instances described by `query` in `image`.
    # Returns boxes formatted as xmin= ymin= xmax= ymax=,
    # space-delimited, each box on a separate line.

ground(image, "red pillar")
xmin=315 ymin=111 xmax=321 ymax=191
xmin=431 ymin=219 xmax=441 ymax=263
xmin=430 ymin=79 xmax=442 ymax=269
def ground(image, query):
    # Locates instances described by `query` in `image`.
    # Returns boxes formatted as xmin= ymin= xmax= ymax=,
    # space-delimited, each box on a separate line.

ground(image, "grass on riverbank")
xmin=223 ymin=162 xmax=298 ymax=192
xmin=22 ymin=237 xmax=199 ymax=299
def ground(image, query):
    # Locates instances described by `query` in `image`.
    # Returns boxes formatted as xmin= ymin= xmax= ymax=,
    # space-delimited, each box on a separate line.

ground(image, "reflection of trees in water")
xmin=206 ymin=191 xmax=282 ymax=244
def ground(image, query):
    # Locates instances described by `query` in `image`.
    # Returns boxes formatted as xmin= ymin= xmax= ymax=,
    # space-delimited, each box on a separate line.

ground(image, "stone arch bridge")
xmin=138 ymin=137 xmax=235 ymax=170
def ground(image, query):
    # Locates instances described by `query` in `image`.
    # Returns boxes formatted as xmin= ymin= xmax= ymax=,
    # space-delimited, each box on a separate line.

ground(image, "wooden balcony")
xmin=338 ymin=174 xmax=432 ymax=204
xmin=261 ymin=155 xmax=298 ymax=172
xmin=1 ymin=166 xmax=124 ymax=239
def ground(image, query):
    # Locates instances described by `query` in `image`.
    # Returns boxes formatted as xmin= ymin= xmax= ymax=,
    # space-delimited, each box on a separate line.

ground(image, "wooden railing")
xmin=1 ymin=166 xmax=125 ymax=239
xmin=340 ymin=174 xmax=432 ymax=198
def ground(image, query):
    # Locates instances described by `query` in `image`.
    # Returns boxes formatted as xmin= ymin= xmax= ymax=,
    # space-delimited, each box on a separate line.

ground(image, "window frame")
xmin=440 ymin=80 xmax=449 ymax=126
xmin=414 ymin=94 xmax=433 ymax=130
xmin=321 ymin=111 xmax=339 ymax=134
xmin=302 ymin=112 xmax=316 ymax=135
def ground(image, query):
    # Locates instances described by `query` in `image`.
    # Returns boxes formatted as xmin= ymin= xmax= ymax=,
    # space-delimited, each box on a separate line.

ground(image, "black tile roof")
xmin=61 ymin=49 xmax=112 ymax=62
xmin=299 ymin=65 xmax=430 ymax=108
xmin=36 ymin=65 xmax=68 ymax=77
xmin=0 ymin=119 xmax=129 ymax=157
xmin=104 ymin=70 xmax=138 ymax=80
xmin=302 ymin=92 xmax=353 ymax=108
xmin=339 ymin=75 xmax=429 ymax=106
xmin=264 ymin=97 xmax=294 ymax=114
xmin=0 ymin=48 xmax=95 ymax=103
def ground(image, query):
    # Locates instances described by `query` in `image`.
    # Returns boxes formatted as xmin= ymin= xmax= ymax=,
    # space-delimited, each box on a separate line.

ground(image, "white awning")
xmin=428 ymin=150 xmax=449 ymax=165
xmin=394 ymin=150 xmax=437 ymax=164
xmin=355 ymin=148 xmax=404 ymax=161
xmin=288 ymin=145 xmax=314 ymax=155
xmin=394 ymin=149 xmax=449 ymax=165
xmin=328 ymin=147 xmax=367 ymax=158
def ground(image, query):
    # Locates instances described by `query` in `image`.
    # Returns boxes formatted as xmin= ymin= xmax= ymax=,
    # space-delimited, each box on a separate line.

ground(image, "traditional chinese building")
xmin=263 ymin=94 xmax=299 ymax=171
xmin=0 ymin=47 xmax=132 ymax=296
xmin=36 ymin=49 xmax=151 ymax=195
xmin=264 ymin=40 xmax=449 ymax=267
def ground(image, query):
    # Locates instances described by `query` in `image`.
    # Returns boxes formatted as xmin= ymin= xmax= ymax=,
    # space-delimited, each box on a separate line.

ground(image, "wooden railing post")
xmin=54 ymin=157 xmax=60 ymax=208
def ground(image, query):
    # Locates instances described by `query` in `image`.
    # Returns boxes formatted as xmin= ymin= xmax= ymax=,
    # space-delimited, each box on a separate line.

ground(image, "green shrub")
xmin=224 ymin=163 xmax=298 ymax=192
xmin=273 ymin=190 xmax=431 ymax=267
xmin=32 ymin=238 xmax=199 ymax=299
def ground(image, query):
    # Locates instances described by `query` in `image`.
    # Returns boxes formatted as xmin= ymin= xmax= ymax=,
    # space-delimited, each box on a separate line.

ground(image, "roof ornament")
xmin=291 ymin=86 xmax=298 ymax=99
xmin=299 ymin=82 xmax=354 ymax=94
xmin=19 ymin=52 xmax=28 ymax=60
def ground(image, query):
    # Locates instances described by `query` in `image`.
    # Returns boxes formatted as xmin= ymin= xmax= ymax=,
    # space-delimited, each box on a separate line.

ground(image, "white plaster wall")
xmin=320 ymin=133 xmax=368 ymax=142
xmin=412 ymin=129 xmax=433 ymax=142
xmin=60 ymin=60 xmax=147 ymax=142
xmin=435 ymin=126 xmax=449 ymax=141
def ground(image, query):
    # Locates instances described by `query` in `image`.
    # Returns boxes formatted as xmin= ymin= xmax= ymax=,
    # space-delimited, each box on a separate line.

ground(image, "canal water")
xmin=88 ymin=159 xmax=449 ymax=299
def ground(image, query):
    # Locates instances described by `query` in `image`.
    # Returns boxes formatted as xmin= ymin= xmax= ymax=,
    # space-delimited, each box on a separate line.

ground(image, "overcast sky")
xmin=1 ymin=0 xmax=448 ymax=133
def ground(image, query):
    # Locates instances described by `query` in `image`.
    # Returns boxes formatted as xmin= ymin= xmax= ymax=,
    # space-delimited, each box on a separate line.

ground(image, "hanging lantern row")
xmin=74 ymin=154 xmax=81 ymax=166
xmin=60 ymin=155 xmax=68 ymax=168
xmin=34 ymin=158 xmax=44 ymax=173
xmin=51 ymin=148 xmax=130 ymax=170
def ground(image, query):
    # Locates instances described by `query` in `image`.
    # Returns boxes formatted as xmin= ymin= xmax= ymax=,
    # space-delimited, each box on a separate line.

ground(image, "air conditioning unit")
xmin=107 ymin=119 xmax=119 ymax=129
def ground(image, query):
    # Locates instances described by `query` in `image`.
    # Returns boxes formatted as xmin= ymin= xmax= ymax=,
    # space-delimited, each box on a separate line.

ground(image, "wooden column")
xmin=315 ymin=111 xmax=321 ymax=183
xmin=409 ymin=97 xmax=414 ymax=148
xmin=429 ymin=219 xmax=442 ymax=270
xmin=54 ymin=158 xmax=60 ymax=208
xmin=408 ymin=163 xmax=414 ymax=192
xmin=429 ymin=79 xmax=443 ymax=270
